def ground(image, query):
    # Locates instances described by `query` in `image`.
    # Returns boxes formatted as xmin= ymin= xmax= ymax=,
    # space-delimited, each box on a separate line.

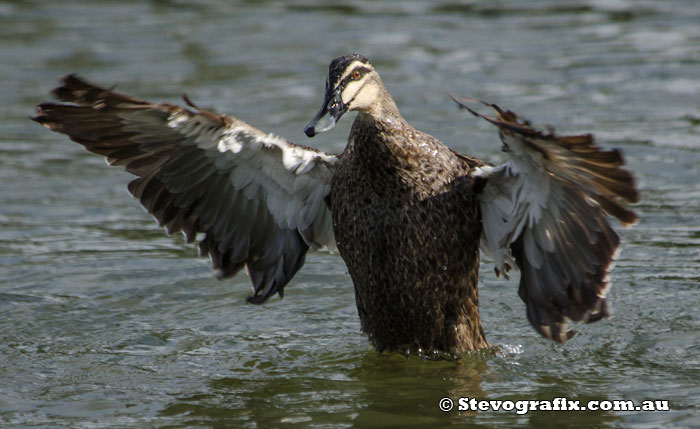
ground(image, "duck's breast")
xmin=329 ymin=147 xmax=483 ymax=352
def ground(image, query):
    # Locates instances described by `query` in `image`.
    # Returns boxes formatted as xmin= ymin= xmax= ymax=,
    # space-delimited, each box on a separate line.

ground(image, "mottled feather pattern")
xmin=34 ymin=75 xmax=337 ymax=304
xmin=453 ymin=97 xmax=638 ymax=343
xmin=331 ymin=100 xmax=489 ymax=354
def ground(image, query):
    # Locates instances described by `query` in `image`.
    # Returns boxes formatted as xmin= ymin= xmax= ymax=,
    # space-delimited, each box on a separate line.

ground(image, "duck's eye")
xmin=352 ymin=70 xmax=362 ymax=80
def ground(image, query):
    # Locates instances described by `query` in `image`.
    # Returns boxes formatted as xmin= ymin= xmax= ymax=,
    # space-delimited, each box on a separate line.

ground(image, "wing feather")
xmin=34 ymin=74 xmax=338 ymax=304
xmin=453 ymin=96 xmax=639 ymax=343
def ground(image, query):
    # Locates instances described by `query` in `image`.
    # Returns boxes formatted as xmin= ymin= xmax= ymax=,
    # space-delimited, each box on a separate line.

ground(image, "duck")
xmin=33 ymin=53 xmax=639 ymax=357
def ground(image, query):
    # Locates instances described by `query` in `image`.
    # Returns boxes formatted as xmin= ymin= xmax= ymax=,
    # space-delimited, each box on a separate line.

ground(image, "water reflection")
xmin=159 ymin=351 xmax=489 ymax=427
xmin=349 ymin=353 xmax=488 ymax=426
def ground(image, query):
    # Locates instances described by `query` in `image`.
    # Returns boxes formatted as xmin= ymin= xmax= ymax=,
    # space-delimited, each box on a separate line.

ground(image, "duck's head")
xmin=304 ymin=54 xmax=384 ymax=137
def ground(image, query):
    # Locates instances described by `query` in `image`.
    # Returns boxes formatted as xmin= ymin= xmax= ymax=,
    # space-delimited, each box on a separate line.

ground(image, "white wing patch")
xmin=159 ymin=108 xmax=339 ymax=254
xmin=454 ymin=96 xmax=639 ymax=343
xmin=35 ymin=75 xmax=339 ymax=305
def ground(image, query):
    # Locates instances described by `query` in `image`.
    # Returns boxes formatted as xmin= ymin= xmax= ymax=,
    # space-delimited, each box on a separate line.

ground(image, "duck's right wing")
xmin=34 ymin=75 xmax=338 ymax=304
xmin=453 ymin=97 xmax=639 ymax=343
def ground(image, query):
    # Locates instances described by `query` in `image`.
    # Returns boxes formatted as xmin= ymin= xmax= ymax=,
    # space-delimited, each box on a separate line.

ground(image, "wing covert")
xmin=34 ymin=75 xmax=338 ymax=304
xmin=454 ymin=96 xmax=639 ymax=343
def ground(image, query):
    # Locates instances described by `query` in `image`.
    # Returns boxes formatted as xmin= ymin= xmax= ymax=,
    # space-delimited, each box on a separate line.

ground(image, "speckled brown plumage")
xmin=330 ymin=87 xmax=488 ymax=355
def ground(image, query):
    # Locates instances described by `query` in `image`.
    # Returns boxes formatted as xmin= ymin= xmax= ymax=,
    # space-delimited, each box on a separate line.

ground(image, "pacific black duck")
xmin=33 ymin=54 xmax=638 ymax=357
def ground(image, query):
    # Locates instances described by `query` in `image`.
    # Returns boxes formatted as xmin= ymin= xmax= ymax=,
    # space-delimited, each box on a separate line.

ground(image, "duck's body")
xmin=333 ymin=111 xmax=486 ymax=353
xmin=34 ymin=54 xmax=639 ymax=357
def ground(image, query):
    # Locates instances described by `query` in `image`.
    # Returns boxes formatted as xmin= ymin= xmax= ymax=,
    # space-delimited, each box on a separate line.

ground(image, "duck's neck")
xmin=362 ymin=83 xmax=401 ymax=120
xmin=348 ymin=89 xmax=416 ymax=164
xmin=349 ymin=116 xmax=406 ymax=171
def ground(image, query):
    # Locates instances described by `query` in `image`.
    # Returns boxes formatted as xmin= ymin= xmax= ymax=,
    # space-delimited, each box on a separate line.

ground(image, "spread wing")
xmin=453 ymin=96 xmax=639 ymax=343
xmin=34 ymin=75 xmax=338 ymax=304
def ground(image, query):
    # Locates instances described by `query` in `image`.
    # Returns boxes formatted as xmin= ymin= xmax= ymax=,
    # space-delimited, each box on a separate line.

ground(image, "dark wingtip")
xmin=31 ymin=103 xmax=61 ymax=129
xmin=245 ymin=291 xmax=281 ymax=305
xmin=30 ymin=107 xmax=47 ymax=125
xmin=448 ymin=93 xmax=481 ymax=118
xmin=449 ymin=94 xmax=528 ymax=133
xmin=586 ymin=299 xmax=612 ymax=323
xmin=537 ymin=324 xmax=578 ymax=344
xmin=50 ymin=74 xmax=92 ymax=102
xmin=32 ymin=75 xmax=86 ymax=125
xmin=182 ymin=94 xmax=197 ymax=109
xmin=245 ymin=294 xmax=268 ymax=305
xmin=180 ymin=93 xmax=230 ymax=124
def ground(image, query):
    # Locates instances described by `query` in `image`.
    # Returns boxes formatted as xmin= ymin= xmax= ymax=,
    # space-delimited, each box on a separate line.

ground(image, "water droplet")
xmin=441 ymin=265 xmax=448 ymax=271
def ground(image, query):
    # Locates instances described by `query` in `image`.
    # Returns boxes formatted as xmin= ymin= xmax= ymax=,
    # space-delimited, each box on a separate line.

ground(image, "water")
xmin=2 ymin=1 xmax=699 ymax=427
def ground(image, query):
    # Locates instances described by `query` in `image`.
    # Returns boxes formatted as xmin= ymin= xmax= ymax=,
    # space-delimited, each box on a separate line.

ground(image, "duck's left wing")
xmin=453 ymin=97 xmax=639 ymax=343
xmin=34 ymin=75 xmax=338 ymax=304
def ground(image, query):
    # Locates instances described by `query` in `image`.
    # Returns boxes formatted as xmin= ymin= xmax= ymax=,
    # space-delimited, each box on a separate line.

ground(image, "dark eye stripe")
xmin=336 ymin=67 xmax=371 ymax=90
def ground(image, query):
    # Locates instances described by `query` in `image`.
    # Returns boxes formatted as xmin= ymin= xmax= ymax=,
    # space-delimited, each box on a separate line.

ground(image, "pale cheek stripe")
xmin=341 ymin=80 xmax=365 ymax=105
xmin=337 ymin=60 xmax=370 ymax=83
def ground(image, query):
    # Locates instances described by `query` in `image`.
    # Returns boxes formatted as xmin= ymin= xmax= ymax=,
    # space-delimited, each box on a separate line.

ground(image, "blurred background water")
xmin=1 ymin=0 xmax=699 ymax=427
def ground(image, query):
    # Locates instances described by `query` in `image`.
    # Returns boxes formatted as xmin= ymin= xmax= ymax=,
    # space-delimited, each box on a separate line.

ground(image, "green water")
xmin=1 ymin=1 xmax=699 ymax=427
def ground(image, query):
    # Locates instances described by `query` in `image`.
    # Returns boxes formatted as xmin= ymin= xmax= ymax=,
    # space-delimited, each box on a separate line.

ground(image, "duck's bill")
xmin=304 ymin=91 xmax=346 ymax=137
